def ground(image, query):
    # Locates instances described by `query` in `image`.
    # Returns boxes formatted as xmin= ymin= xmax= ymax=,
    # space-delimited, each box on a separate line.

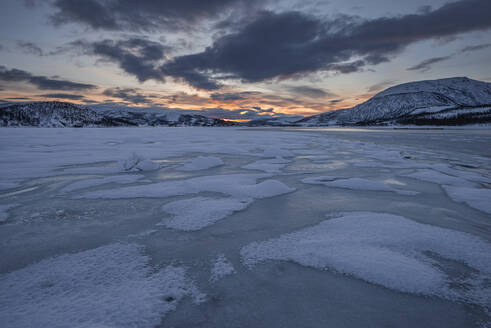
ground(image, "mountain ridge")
xmin=299 ymin=77 xmax=491 ymax=126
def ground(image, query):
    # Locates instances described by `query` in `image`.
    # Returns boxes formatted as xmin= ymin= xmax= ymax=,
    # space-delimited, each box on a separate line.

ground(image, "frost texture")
xmin=241 ymin=212 xmax=491 ymax=306
xmin=0 ymin=243 xmax=204 ymax=328
xmin=210 ymin=254 xmax=236 ymax=282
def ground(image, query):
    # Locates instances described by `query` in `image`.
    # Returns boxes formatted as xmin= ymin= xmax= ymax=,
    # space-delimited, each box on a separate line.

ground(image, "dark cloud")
xmin=210 ymin=91 xmax=259 ymax=101
xmin=160 ymin=0 xmax=491 ymax=89
xmin=285 ymin=86 xmax=333 ymax=98
xmin=0 ymin=66 xmax=97 ymax=91
xmin=328 ymin=99 xmax=343 ymax=104
xmin=6 ymin=97 xmax=31 ymax=100
xmin=0 ymin=44 xmax=5 ymax=52
xmin=16 ymin=41 xmax=44 ymax=56
xmin=50 ymin=0 xmax=260 ymax=31
xmin=197 ymin=107 xmax=281 ymax=120
xmin=103 ymin=87 xmax=152 ymax=104
xmin=461 ymin=43 xmax=491 ymax=53
xmin=407 ymin=56 xmax=453 ymax=72
xmin=73 ymin=38 xmax=168 ymax=83
xmin=38 ymin=93 xmax=85 ymax=100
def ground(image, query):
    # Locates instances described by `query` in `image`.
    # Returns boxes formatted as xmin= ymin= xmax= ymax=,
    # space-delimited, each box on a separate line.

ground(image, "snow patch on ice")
xmin=60 ymin=174 xmax=144 ymax=193
xmin=442 ymin=186 xmax=491 ymax=214
xmin=178 ymin=156 xmax=224 ymax=171
xmin=210 ymin=254 xmax=236 ymax=282
xmin=117 ymin=153 xmax=159 ymax=172
xmin=0 ymin=243 xmax=205 ymax=328
xmin=161 ymin=197 xmax=250 ymax=231
xmin=241 ymin=212 xmax=491 ymax=306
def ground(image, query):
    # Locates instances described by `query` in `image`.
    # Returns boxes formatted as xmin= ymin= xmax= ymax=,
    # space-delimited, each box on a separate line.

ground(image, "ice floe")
xmin=178 ymin=156 xmax=224 ymax=171
xmin=0 ymin=243 xmax=205 ymax=328
xmin=241 ymin=212 xmax=491 ymax=306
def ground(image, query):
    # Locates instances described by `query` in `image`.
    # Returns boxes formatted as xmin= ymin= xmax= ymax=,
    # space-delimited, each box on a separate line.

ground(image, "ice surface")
xmin=60 ymin=174 xmax=144 ymax=193
xmin=1 ymin=127 xmax=490 ymax=327
xmin=0 ymin=204 xmax=19 ymax=222
xmin=210 ymin=254 xmax=236 ymax=282
xmin=0 ymin=243 xmax=204 ymax=328
xmin=241 ymin=212 xmax=491 ymax=305
xmin=443 ymin=186 xmax=491 ymax=214
xmin=78 ymin=173 xmax=295 ymax=200
xmin=403 ymin=169 xmax=475 ymax=187
xmin=242 ymin=157 xmax=290 ymax=173
xmin=178 ymin=156 xmax=224 ymax=171
xmin=117 ymin=152 xmax=160 ymax=171
xmin=302 ymin=176 xmax=416 ymax=195
xmin=161 ymin=197 xmax=250 ymax=231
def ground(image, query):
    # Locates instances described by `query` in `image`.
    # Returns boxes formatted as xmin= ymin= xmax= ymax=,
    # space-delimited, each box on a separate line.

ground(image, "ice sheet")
xmin=78 ymin=173 xmax=295 ymax=200
xmin=60 ymin=174 xmax=144 ymax=192
xmin=302 ymin=176 xmax=417 ymax=195
xmin=242 ymin=157 xmax=290 ymax=173
xmin=179 ymin=156 xmax=224 ymax=171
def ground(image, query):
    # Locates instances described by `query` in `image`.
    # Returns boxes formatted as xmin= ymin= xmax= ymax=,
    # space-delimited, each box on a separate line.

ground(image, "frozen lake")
xmin=0 ymin=127 xmax=490 ymax=328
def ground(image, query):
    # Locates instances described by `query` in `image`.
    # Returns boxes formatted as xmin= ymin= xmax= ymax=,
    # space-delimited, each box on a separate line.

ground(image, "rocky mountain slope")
xmin=299 ymin=77 xmax=491 ymax=126
xmin=0 ymin=102 xmax=235 ymax=127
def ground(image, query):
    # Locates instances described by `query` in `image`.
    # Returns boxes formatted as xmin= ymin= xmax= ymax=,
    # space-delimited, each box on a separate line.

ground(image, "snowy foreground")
xmin=0 ymin=127 xmax=490 ymax=328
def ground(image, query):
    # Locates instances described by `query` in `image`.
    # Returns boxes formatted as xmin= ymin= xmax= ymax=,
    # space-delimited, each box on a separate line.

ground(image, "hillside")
xmin=299 ymin=77 xmax=491 ymax=126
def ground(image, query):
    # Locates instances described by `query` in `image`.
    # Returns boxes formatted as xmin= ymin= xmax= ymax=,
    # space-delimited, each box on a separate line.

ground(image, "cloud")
xmin=210 ymin=91 xmax=259 ymax=101
xmin=49 ymin=0 xmax=261 ymax=31
xmin=461 ymin=43 xmax=491 ymax=53
xmin=160 ymin=0 xmax=491 ymax=89
xmin=38 ymin=93 xmax=85 ymax=100
xmin=407 ymin=56 xmax=452 ymax=72
xmin=0 ymin=66 xmax=97 ymax=91
xmin=16 ymin=41 xmax=44 ymax=56
xmin=102 ymin=87 xmax=153 ymax=104
xmin=72 ymin=38 xmax=168 ymax=83
xmin=285 ymin=86 xmax=333 ymax=98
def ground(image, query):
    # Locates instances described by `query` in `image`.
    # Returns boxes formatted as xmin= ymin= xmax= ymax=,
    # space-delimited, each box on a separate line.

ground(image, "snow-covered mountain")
xmin=247 ymin=115 xmax=304 ymax=126
xmin=0 ymin=102 xmax=236 ymax=127
xmin=299 ymin=77 xmax=491 ymax=126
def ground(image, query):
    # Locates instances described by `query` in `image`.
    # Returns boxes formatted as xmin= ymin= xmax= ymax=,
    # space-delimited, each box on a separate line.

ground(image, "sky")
xmin=0 ymin=0 xmax=490 ymax=120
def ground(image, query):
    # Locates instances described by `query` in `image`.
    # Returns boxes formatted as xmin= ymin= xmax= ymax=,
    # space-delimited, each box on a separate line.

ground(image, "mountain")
xmin=247 ymin=115 xmax=304 ymax=126
xmin=299 ymin=77 xmax=491 ymax=126
xmin=0 ymin=102 xmax=236 ymax=127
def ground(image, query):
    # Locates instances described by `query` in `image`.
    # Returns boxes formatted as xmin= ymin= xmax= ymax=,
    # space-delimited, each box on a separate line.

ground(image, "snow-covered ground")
xmin=0 ymin=127 xmax=490 ymax=328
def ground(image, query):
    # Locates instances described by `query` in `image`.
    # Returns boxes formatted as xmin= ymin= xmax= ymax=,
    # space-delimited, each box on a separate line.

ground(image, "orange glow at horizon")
xmin=0 ymin=87 xmax=373 ymax=118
